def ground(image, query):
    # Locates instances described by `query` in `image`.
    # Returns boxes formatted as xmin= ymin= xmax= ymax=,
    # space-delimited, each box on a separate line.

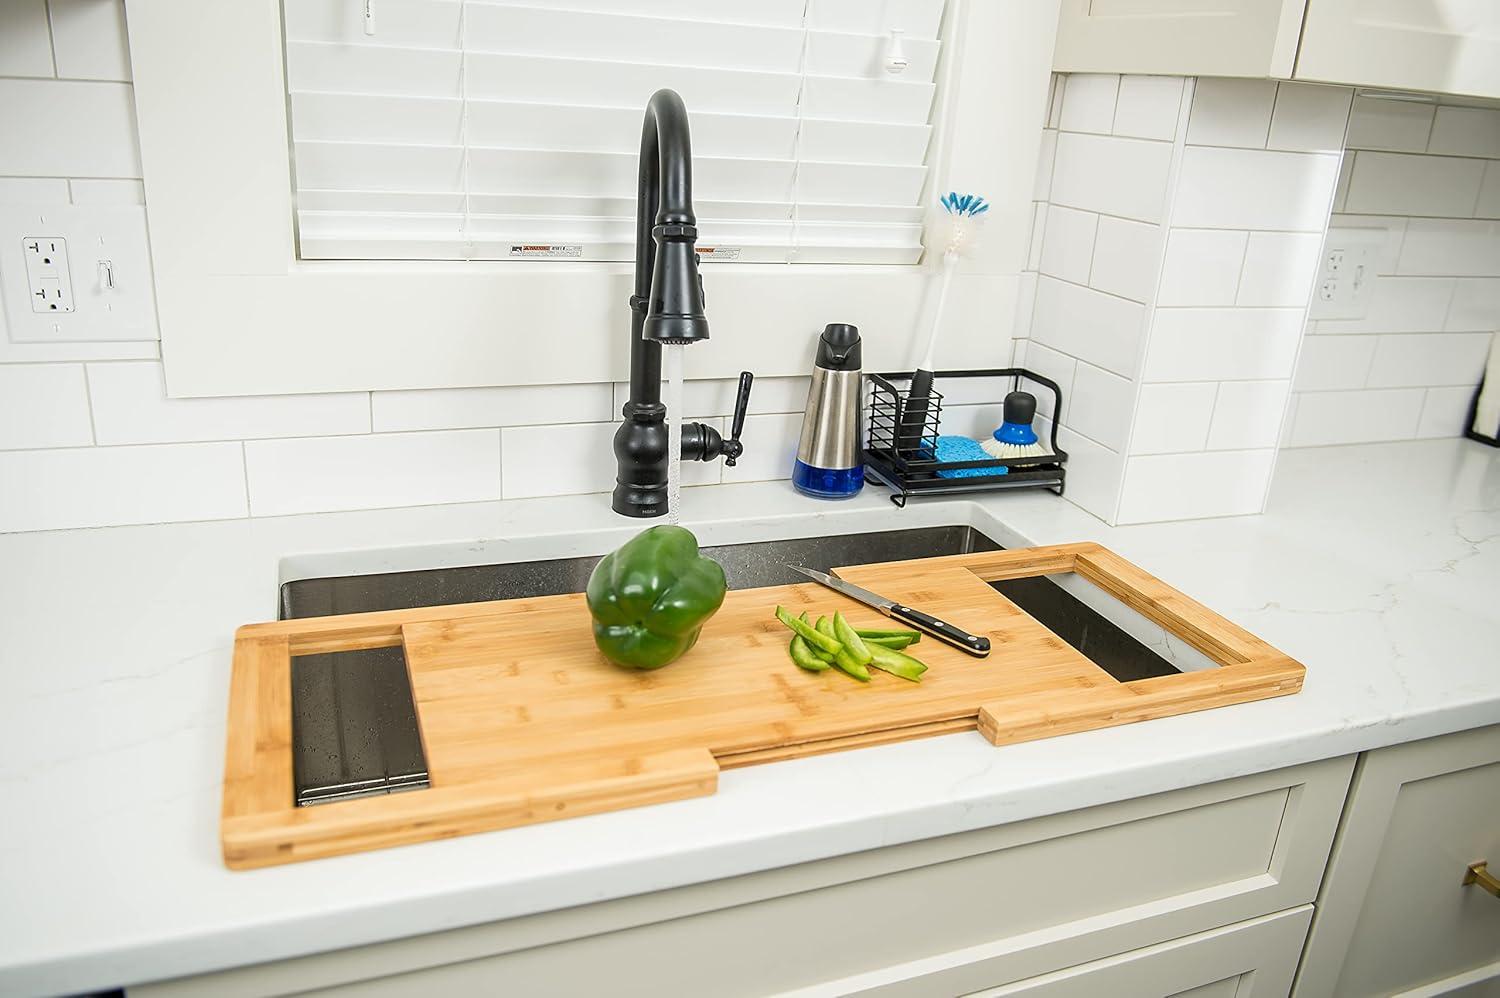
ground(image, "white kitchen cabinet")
xmin=1295 ymin=725 xmax=1500 ymax=997
xmin=1052 ymin=0 xmax=1307 ymax=79
xmin=1296 ymin=0 xmax=1500 ymax=99
xmin=131 ymin=757 xmax=1352 ymax=997
xmin=1052 ymin=0 xmax=1500 ymax=99
xmin=966 ymin=906 xmax=1312 ymax=998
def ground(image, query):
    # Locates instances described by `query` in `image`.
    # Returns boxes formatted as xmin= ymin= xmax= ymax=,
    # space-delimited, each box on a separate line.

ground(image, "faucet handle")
xmin=723 ymin=371 xmax=754 ymax=467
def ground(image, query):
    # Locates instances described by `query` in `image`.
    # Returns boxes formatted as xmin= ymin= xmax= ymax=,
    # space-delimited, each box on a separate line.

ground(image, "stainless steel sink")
xmin=282 ymin=526 xmax=1178 ymax=805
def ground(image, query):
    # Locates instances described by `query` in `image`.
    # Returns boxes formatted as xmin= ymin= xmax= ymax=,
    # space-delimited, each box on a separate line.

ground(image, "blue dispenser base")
xmin=792 ymin=460 xmax=864 ymax=499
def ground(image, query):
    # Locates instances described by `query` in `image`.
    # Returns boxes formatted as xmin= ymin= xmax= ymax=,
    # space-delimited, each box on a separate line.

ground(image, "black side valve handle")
xmin=723 ymin=371 xmax=754 ymax=466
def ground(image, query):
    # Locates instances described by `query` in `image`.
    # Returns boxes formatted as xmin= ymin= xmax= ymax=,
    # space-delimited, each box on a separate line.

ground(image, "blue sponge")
xmin=934 ymin=435 xmax=1008 ymax=479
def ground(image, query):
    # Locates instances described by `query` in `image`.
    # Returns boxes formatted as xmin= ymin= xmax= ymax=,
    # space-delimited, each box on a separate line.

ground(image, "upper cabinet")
xmin=1296 ymin=0 xmax=1500 ymax=99
xmin=1053 ymin=0 xmax=1500 ymax=100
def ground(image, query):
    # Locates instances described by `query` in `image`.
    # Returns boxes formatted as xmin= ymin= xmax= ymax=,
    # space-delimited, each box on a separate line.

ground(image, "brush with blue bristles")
xmin=898 ymin=192 xmax=990 ymax=458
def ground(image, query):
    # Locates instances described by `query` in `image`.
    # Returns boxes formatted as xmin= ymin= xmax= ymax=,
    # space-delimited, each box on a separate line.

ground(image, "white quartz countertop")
xmin=3 ymin=438 xmax=1498 ymax=995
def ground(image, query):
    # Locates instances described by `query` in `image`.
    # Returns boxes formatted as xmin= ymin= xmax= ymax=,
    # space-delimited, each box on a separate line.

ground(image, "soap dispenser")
xmin=792 ymin=323 xmax=864 ymax=499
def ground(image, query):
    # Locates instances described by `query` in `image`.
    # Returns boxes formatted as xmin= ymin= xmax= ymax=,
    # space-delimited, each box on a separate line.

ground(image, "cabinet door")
xmin=1297 ymin=0 xmax=1500 ymax=99
xmin=965 ymin=907 xmax=1312 ymax=998
xmin=1296 ymin=725 xmax=1500 ymax=997
xmin=1052 ymin=0 xmax=1306 ymax=78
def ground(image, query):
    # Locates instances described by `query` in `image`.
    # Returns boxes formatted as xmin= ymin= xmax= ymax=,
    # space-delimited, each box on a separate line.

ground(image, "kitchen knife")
xmin=787 ymin=565 xmax=991 ymax=657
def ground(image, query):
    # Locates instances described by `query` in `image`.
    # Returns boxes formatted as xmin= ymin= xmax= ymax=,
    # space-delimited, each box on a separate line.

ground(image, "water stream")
xmin=664 ymin=343 xmax=685 ymax=525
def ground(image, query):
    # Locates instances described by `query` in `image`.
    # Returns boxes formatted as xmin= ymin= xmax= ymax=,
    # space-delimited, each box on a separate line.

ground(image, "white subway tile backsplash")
xmin=1365 ymin=332 xmax=1492 ymax=388
xmin=1427 ymin=106 xmax=1500 ymax=160
xmin=1131 ymin=382 xmax=1215 ymax=454
xmin=0 ymin=80 xmax=141 ymax=178
xmin=1066 ymin=362 xmax=1134 ymax=452
xmin=1288 ymin=388 xmax=1425 ymax=446
xmin=87 ymin=362 xmax=369 ymax=443
xmin=68 ymin=178 xmax=146 ymax=205
xmin=1206 ymin=380 xmax=1289 ymax=450
xmin=1050 ymin=420 xmax=1125 ymax=523
xmin=1344 ymin=97 xmax=1434 ymax=152
xmin=1051 ymin=132 xmax=1173 ymax=223
xmin=1144 ymin=308 xmax=1304 ymax=382
xmin=1477 ymin=163 xmax=1500 ymax=220
xmin=1332 ymin=154 xmax=1354 ymax=213
xmin=1293 ymin=334 xmax=1377 ymax=390
xmin=1157 ymin=229 xmax=1246 ymax=306
xmin=248 ymin=430 xmax=500 ymax=515
xmin=0 ymin=0 xmax=54 ymax=77
xmin=1345 ymin=152 xmax=1485 ymax=218
xmin=1396 ymin=219 xmax=1500 ymax=277
xmin=1111 ymin=76 xmax=1183 ymax=142
xmin=498 ymin=422 xmax=617 ymax=499
xmin=1187 ymin=78 xmax=1276 ymax=149
xmin=609 ymin=376 xmax=810 ymax=420
xmin=1030 ymin=276 xmax=1146 ymax=378
xmin=1313 ymin=276 xmax=1454 ymax=334
xmin=0 ymin=364 xmax=93 ymax=449
xmin=1039 ymin=205 xmax=1098 ymax=285
xmin=1266 ymin=84 xmax=1352 ymax=154
xmin=0 ymin=443 xmax=247 ymax=532
xmin=374 ymin=383 xmax=612 ymax=432
xmin=1172 ymin=147 xmax=1341 ymax=231
xmin=1015 ymin=340 xmax=1076 ymax=421
xmin=1027 ymin=201 xmax=1046 ymax=270
xmin=1116 ymin=448 xmax=1275 ymax=523
xmin=720 ymin=411 xmax=801 ymax=485
xmin=1058 ymin=73 xmax=1119 ymax=135
xmin=1445 ymin=279 xmax=1500 ymax=332
xmin=1089 ymin=216 xmax=1162 ymax=303
xmin=1236 ymin=231 xmax=1322 ymax=307
xmin=0 ymin=178 xmax=70 ymax=202
xmin=48 ymin=0 xmax=132 ymax=82
xmin=1416 ymin=385 xmax=1478 ymax=438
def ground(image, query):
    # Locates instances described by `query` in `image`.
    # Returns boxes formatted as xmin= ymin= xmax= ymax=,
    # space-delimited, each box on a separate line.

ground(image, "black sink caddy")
xmin=863 ymin=367 xmax=1068 ymax=507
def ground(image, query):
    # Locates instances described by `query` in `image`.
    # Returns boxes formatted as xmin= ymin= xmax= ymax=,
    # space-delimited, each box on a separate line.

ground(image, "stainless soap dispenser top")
xmin=792 ymin=323 xmax=864 ymax=499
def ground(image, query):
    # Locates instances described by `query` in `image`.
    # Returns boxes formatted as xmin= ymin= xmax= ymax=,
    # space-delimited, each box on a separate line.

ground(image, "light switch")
xmin=1 ymin=204 xmax=157 ymax=342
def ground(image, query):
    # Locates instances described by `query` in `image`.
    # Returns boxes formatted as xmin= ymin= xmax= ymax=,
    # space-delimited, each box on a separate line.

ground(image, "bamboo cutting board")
xmin=222 ymin=543 xmax=1304 ymax=868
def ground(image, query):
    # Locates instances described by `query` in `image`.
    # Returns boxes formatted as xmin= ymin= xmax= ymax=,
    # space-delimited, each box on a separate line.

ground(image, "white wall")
xmin=1016 ymin=74 xmax=1349 ymax=525
xmin=1287 ymin=94 xmax=1500 ymax=447
xmin=0 ymin=1 xmax=1021 ymax=534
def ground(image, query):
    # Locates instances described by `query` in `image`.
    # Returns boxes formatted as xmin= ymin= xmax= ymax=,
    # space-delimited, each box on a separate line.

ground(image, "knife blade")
xmin=787 ymin=566 xmax=991 ymax=658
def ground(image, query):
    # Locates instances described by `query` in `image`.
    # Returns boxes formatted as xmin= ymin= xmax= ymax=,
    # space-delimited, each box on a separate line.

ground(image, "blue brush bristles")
xmin=941 ymin=191 xmax=990 ymax=217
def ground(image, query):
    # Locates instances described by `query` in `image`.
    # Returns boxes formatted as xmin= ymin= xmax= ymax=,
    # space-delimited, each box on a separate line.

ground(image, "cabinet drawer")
xmin=965 ymin=906 xmax=1312 ymax=998
xmin=140 ymin=757 xmax=1350 ymax=997
xmin=1297 ymin=725 xmax=1500 ymax=997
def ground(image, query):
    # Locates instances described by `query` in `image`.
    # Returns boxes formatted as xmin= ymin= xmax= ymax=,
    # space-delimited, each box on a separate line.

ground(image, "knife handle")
xmin=888 ymin=604 xmax=991 ymax=658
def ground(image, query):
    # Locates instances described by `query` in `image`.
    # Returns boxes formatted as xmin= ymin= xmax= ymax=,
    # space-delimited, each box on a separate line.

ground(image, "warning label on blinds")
xmin=695 ymin=246 xmax=742 ymax=261
xmin=508 ymin=244 xmax=583 ymax=258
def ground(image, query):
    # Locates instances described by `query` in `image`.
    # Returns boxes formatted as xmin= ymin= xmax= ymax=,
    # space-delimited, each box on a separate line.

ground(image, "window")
xmin=283 ymin=0 xmax=949 ymax=263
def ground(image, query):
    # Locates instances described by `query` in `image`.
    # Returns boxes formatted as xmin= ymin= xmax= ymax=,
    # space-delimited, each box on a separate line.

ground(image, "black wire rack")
xmin=863 ymin=367 xmax=1068 ymax=508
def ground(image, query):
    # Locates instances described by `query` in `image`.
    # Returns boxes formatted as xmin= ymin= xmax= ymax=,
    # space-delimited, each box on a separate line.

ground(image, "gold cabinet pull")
xmin=1463 ymin=862 xmax=1500 ymax=899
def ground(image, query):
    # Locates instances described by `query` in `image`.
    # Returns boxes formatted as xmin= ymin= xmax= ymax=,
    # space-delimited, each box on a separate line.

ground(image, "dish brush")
xmin=898 ymin=191 xmax=989 ymax=457
xmin=981 ymin=391 xmax=1051 ymax=459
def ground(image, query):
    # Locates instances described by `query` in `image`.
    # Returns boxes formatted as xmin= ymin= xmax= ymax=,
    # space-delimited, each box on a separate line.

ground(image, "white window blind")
xmin=282 ymin=0 xmax=948 ymax=264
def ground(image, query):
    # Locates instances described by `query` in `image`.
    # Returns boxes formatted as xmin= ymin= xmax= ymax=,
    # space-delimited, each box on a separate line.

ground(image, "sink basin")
xmin=282 ymin=526 xmax=1181 ymax=805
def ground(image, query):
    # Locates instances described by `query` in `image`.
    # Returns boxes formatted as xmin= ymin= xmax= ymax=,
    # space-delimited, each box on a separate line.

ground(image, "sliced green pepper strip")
xmin=801 ymin=612 xmax=837 ymax=663
xmin=816 ymin=614 xmax=870 ymax=681
xmin=854 ymin=628 xmax=921 ymax=642
xmin=775 ymin=605 xmax=842 ymax=654
xmin=789 ymin=634 xmax=831 ymax=672
xmin=832 ymin=612 xmax=873 ymax=666
xmin=867 ymin=643 xmax=927 ymax=682
xmin=863 ymin=635 xmax=916 ymax=650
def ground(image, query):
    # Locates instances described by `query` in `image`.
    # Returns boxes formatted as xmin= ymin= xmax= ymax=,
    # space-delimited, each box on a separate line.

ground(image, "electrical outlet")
xmin=1308 ymin=227 xmax=1390 ymax=321
xmin=1 ymin=205 xmax=157 ymax=341
xmin=22 ymin=237 xmax=75 ymax=313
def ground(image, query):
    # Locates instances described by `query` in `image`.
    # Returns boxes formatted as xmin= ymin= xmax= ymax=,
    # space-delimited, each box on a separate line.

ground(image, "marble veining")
xmin=0 ymin=438 xmax=1497 ymax=995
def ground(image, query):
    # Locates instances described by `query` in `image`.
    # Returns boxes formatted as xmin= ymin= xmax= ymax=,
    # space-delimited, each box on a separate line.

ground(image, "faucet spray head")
xmin=643 ymin=223 xmax=710 ymax=344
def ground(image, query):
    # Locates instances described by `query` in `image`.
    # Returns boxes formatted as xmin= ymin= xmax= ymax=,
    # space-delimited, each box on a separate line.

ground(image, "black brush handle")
xmin=887 ymin=602 xmax=991 ymax=657
xmin=898 ymin=367 xmax=935 ymax=458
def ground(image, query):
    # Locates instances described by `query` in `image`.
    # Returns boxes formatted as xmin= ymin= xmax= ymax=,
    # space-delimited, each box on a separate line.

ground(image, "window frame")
xmin=125 ymin=0 xmax=1058 ymax=397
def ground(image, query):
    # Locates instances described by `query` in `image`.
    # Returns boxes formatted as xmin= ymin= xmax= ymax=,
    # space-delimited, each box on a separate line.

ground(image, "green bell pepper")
xmin=585 ymin=525 xmax=728 ymax=670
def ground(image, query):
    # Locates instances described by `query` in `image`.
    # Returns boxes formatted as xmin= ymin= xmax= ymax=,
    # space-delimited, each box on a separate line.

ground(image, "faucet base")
xmin=612 ymin=404 xmax=670 ymax=518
